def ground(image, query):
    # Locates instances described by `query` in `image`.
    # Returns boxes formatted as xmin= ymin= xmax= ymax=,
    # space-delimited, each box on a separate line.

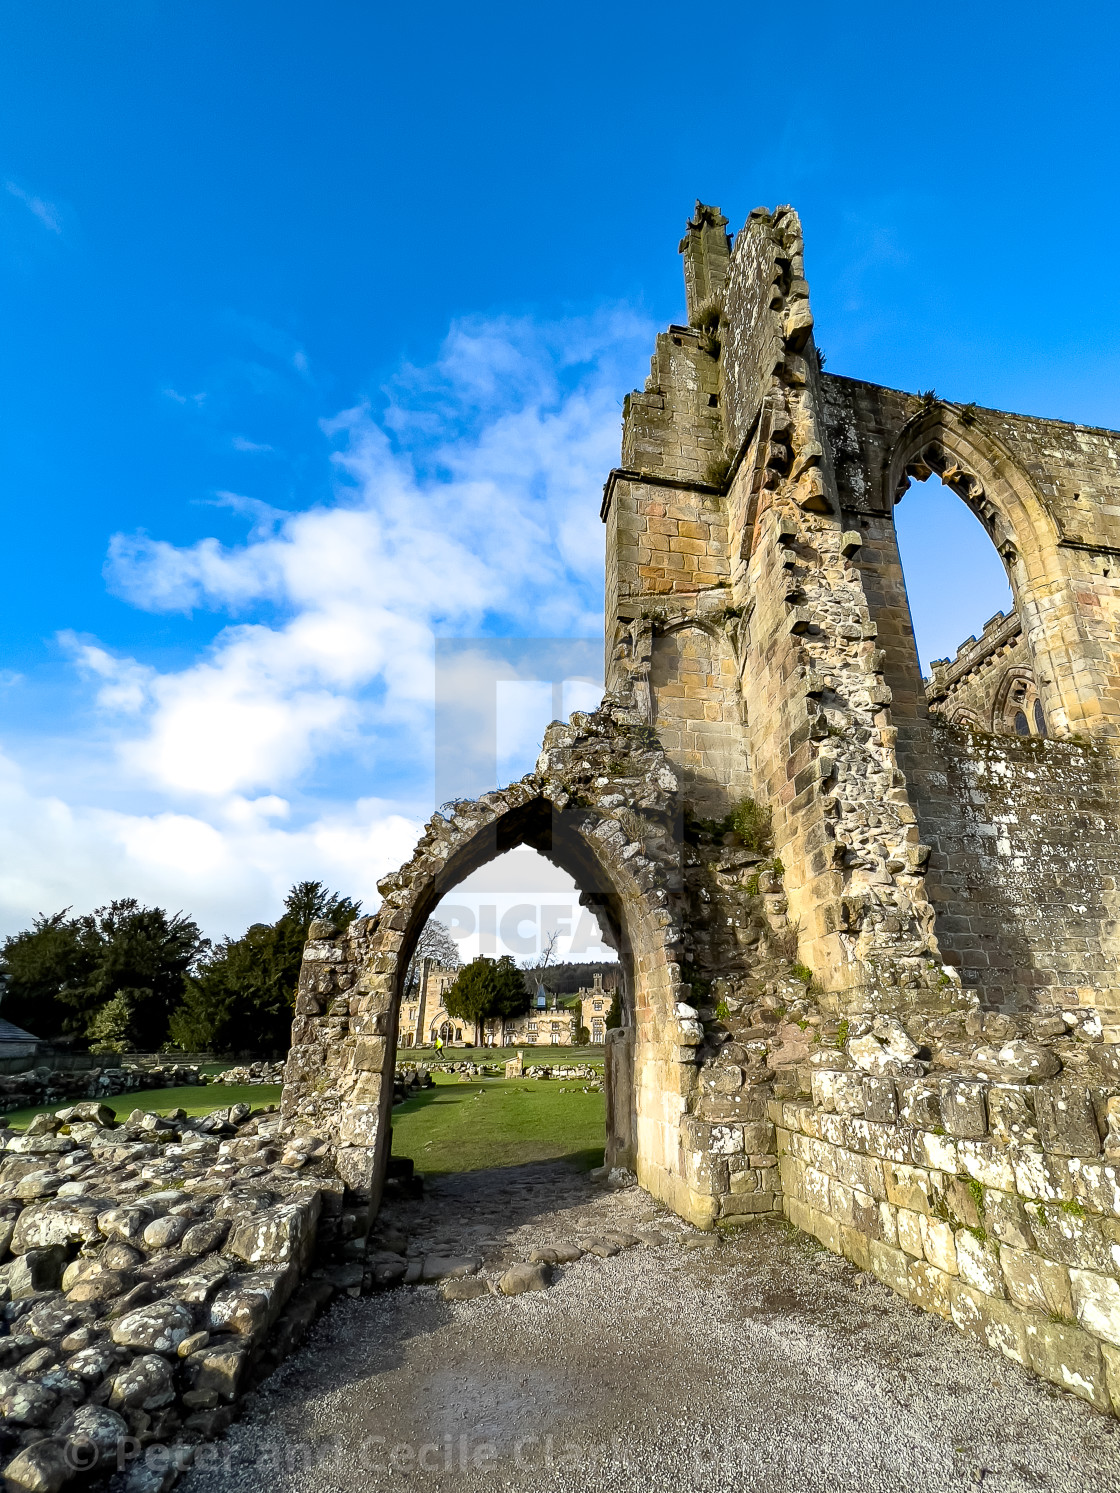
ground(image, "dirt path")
xmin=182 ymin=1162 xmax=1120 ymax=1493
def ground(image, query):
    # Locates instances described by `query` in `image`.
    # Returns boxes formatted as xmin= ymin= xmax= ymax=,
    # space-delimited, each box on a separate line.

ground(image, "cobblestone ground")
xmin=182 ymin=1162 xmax=1120 ymax=1493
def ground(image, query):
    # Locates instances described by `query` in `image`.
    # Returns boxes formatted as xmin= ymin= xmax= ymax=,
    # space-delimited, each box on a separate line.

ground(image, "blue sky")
xmin=1 ymin=1 xmax=1117 ymax=943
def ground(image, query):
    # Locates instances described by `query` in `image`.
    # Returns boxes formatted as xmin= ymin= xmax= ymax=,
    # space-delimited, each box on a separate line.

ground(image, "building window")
xmin=592 ymin=1020 xmax=604 ymax=1041
xmin=1014 ymin=710 xmax=1029 ymax=736
xmin=528 ymin=1023 xmax=537 ymax=1034
xmin=551 ymin=1021 xmax=559 ymax=1031
xmin=593 ymin=1001 xmax=602 ymax=1012
xmin=1033 ymin=698 xmax=1047 ymax=737
xmin=551 ymin=1033 xmax=560 ymax=1044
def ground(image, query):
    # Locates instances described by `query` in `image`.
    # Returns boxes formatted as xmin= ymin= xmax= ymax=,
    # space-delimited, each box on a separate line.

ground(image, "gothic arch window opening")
xmin=893 ymin=471 xmax=1014 ymax=678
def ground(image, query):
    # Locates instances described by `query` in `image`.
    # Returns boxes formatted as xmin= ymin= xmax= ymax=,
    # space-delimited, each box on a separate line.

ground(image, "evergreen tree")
xmin=605 ymin=991 xmax=622 ymax=1030
xmin=168 ymin=881 xmax=359 ymax=1056
xmin=443 ymin=955 xmax=526 ymax=1029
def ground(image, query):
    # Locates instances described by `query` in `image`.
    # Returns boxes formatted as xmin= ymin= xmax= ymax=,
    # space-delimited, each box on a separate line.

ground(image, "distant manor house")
xmin=397 ymin=962 xmax=614 ymax=1047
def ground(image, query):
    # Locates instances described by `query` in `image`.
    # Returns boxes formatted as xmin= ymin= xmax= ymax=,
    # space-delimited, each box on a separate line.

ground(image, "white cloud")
xmin=0 ymin=748 xmax=419 ymax=940
xmin=0 ymin=309 xmax=651 ymax=938
xmin=5 ymin=179 xmax=62 ymax=234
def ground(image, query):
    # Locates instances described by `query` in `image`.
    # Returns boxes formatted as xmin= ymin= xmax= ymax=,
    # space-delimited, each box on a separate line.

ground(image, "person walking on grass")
xmin=434 ymin=1034 xmax=444 ymax=1056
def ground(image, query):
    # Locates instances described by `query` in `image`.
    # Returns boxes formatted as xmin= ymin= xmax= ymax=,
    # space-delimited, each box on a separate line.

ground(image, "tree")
xmin=404 ymin=918 xmax=460 ymax=996
xmin=576 ymin=1024 xmax=591 ymax=1045
xmin=0 ymin=900 xmax=207 ymax=1049
xmin=0 ymin=911 xmax=90 ymax=1040
xmin=605 ymin=991 xmax=622 ymax=1030
xmin=443 ymin=955 xmax=526 ymax=1030
xmin=168 ymin=881 xmax=359 ymax=1057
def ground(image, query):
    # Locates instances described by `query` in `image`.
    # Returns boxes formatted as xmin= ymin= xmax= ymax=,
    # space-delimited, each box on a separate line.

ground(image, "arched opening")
xmin=895 ymin=475 xmax=1013 ymax=675
xmin=397 ymin=842 xmax=620 ymax=1053
xmin=283 ymin=713 xmax=693 ymax=1218
xmin=891 ymin=432 xmax=1047 ymax=738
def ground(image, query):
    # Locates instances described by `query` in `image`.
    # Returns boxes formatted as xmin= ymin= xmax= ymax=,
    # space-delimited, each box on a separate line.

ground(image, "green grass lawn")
xmin=4 ymin=1075 xmax=605 ymax=1179
xmin=2 ymin=1083 xmax=283 ymax=1131
xmin=390 ymin=1073 xmax=605 ymax=1175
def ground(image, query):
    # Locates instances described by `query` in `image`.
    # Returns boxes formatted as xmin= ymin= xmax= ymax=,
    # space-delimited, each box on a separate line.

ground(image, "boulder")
xmin=111 ymin=1300 xmax=194 ymax=1353
xmin=26 ymin=1297 xmax=82 ymax=1341
xmin=420 ymin=1256 xmax=481 ymax=1282
xmin=969 ymin=1041 xmax=1061 ymax=1082
xmin=498 ymin=1262 xmax=552 ymax=1295
xmin=96 ymin=1207 xmax=152 ymax=1244
xmin=15 ymin=1171 xmax=64 ymax=1201
xmin=1 ymin=1437 xmax=72 ymax=1493
xmin=141 ymin=1215 xmax=189 ymax=1250
xmin=108 ymin=1353 xmax=175 ymax=1411
xmin=66 ymin=1270 xmax=136 ymax=1306
xmin=9 ymin=1245 xmax=69 ymax=1298
xmin=12 ymin=1199 xmax=106 ymax=1254
xmin=207 ymin=1268 xmax=291 ymax=1340
xmin=65 ymin=1343 xmax=118 ymax=1383
xmin=226 ymin=1196 xmax=321 ymax=1270
xmin=182 ymin=1341 xmax=249 ymax=1402
xmin=440 ymin=1277 xmax=489 ymax=1301
xmin=60 ymin=1403 xmax=129 ymax=1463
xmin=0 ymin=1372 xmax=58 ymax=1425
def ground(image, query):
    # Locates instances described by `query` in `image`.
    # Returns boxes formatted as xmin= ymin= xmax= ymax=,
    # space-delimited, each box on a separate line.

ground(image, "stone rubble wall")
xmin=0 ymin=1066 xmax=211 ymax=1118
xmin=0 ymin=1063 xmax=286 ymax=1120
xmin=0 ymin=1100 xmax=362 ymax=1489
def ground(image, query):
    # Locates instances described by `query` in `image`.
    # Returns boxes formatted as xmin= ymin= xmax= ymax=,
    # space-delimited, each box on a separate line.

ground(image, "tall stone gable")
xmin=604 ymin=202 xmax=1120 ymax=1030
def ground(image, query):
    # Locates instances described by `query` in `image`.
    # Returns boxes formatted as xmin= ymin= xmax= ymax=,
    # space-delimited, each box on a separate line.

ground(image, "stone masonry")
xmin=280 ymin=204 xmax=1120 ymax=1416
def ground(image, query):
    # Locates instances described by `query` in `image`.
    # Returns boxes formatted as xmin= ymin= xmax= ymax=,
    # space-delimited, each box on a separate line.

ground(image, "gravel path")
xmin=182 ymin=1161 xmax=1120 ymax=1493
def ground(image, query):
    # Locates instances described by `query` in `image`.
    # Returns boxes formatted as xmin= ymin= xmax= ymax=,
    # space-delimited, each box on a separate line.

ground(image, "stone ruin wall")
xmin=278 ymin=201 xmax=1120 ymax=1417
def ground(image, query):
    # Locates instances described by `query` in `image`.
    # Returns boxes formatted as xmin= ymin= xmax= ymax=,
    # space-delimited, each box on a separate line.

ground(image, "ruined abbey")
xmin=283 ymin=206 xmax=1120 ymax=1412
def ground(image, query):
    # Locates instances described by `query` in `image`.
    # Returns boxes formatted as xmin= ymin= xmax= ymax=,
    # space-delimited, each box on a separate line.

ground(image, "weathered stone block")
xmin=1023 ymin=1316 xmax=1110 ymax=1410
xmin=869 ymin=1238 xmax=911 ymax=1298
xmin=955 ymin=1230 xmax=1004 ymax=1297
xmin=907 ymin=1260 xmax=952 ymax=1318
xmin=988 ymin=1085 xmax=1039 ymax=1147
xmin=940 ymin=1080 xmax=989 ymax=1139
xmin=227 ymin=1195 xmax=321 ymax=1272
xmin=862 ymin=1076 xmax=898 ymax=1124
xmin=1001 ymin=1246 xmax=1074 ymax=1318
xmin=919 ymin=1215 xmax=959 ymax=1275
xmin=950 ymin=1281 xmax=1029 ymax=1367
xmin=897 ymin=1207 xmax=924 ymax=1259
xmin=810 ymin=1070 xmax=864 ymax=1115
xmin=1035 ymin=1083 xmax=1102 ymax=1158
xmin=1070 ymin=1268 xmax=1120 ymax=1348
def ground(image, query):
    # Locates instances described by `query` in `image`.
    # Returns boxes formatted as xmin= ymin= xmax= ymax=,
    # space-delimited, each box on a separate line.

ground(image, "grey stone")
xmin=225 ymin=1196 xmax=320 ymax=1269
xmin=12 ymin=1199 xmax=104 ymax=1253
xmin=498 ymin=1262 xmax=552 ymax=1294
xmin=108 ymin=1352 xmax=175 ymax=1411
xmin=1034 ymin=1082 xmax=1101 ymax=1158
xmin=110 ymin=1300 xmax=194 ymax=1353
xmin=420 ymin=1255 xmax=481 ymax=1282
xmin=1 ymin=1436 xmax=72 ymax=1493
xmin=9 ymin=1246 xmax=69 ymax=1298
xmin=440 ymin=1276 xmax=490 ymax=1301
xmin=0 ymin=1372 xmax=57 ymax=1424
xmin=141 ymin=1215 xmax=189 ymax=1250
xmin=60 ymin=1403 xmax=129 ymax=1459
xmin=179 ymin=1218 xmax=228 ymax=1255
